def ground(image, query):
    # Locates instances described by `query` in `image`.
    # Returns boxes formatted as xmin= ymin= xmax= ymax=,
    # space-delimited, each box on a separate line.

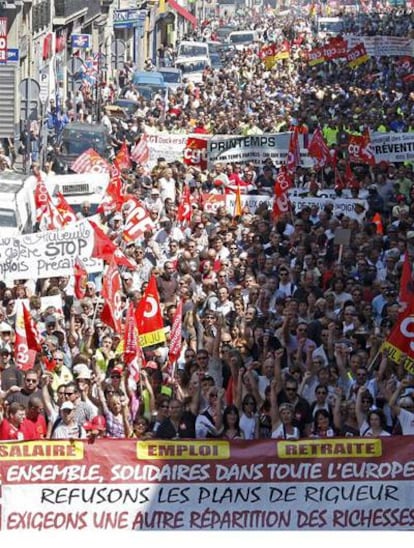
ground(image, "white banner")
xmin=370 ymin=132 xmax=414 ymax=163
xmin=0 ymin=219 xmax=102 ymax=283
xmin=290 ymin=196 xmax=368 ymax=220
xmin=144 ymin=134 xmax=188 ymax=169
xmin=208 ymin=133 xmax=313 ymax=168
xmin=344 ymin=35 xmax=414 ymax=57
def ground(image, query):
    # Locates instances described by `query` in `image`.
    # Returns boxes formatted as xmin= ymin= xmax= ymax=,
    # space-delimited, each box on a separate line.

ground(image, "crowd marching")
xmin=1 ymin=3 xmax=414 ymax=443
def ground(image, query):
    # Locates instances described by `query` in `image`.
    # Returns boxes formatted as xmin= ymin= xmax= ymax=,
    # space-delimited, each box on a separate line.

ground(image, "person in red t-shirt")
xmin=21 ymin=396 xmax=47 ymax=440
xmin=0 ymin=401 xmax=26 ymax=440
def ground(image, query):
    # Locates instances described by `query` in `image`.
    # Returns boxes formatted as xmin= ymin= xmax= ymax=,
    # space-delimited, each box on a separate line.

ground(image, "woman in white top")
xmin=238 ymin=394 xmax=259 ymax=440
xmin=270 ymin=379 xmax=300 ymax=440
xmin=360 ymin=409 xmax=391 ymax=438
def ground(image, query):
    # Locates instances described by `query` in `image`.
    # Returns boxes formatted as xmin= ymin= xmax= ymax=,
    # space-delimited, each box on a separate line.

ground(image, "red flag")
xmin=34 ymin=178 xmax=65 ymax=230
xmin=14 ymin=301 xmax=37 ymax=370
xmin=135 ymin=275 xmax=166 ymax=348
xmin=348 ymin=132 xmax=375 ymax=165
xmin=131 ymin=135 xmax=150 ymax=165
xmin=307 ymin=127 xmax=331 ymax=169
xmin=183 ymin=135 xmax=208 ymax=170
xmin=71 ymin=148 xmax=111 ymax=174
xmin=123 ymin=302 xmax=143 ymax=382
xmin=121 ymin=196 xmax=155 ymax=243
xmin=399 ymin=252 xmax=414 ymax=316
xmin=22 ymin=303 xmax=42 ymax=352
xmin=97 ymin=174 xmax=124 ymax=215
xmin=382 ymin=301 xmax=414 ymax=374
xmin=168 ymin=300 xmax=183 ymax=374
xmin=334 ymin=167 xmax=346 ymax=191
xmin=74 ymin=257 xmax=88 ymax=299
xmin=89 ymin=220 xmax=137 ymax=269
xmin=100 ymin=259 xmax=123 ymax=334
xmin=54 ymin=191 xmax=77 ymax=225
xmin=286 ymin=127 xmax=300 ymax=176
xmin=114 ymin=140 xmax=132 ymax=171
xmin=177 ymin=185 xmax=192 ymax=224
xmin=344 ymin=161 xmax=359 ymax=189
xmin=372 ymin=212 xmax=383 ymax=235
xmin=272 ymin=166 xmax=292 ymax=220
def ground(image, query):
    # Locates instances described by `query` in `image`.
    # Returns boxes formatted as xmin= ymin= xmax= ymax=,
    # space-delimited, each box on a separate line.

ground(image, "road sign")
xmin=67 ymin=56 xmax=85 ymax=77
xmin=71 ymin=34 xmax=92 ymax=49
xmin=39 ymin=71 xmax=49 ymax=104
xmin=6 ymin=48 xmax=19 ymax=62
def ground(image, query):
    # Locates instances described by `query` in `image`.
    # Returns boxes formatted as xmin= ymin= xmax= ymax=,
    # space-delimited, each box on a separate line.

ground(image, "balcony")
xmin=53 ymin=0 xmax=87 ymax=25
xmin=83 ymin=0 xmax=102 ymax=24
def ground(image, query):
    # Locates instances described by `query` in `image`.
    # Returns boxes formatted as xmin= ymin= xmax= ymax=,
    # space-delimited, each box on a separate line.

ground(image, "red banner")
xmin=100 ymin=260 xmax=123 ymax=334
xmin=1 ymin=438 xmax=414 ymax=531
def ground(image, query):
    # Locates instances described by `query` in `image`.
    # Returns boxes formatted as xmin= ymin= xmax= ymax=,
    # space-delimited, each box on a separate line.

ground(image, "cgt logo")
xmin=400 ymin=316 xmax=414 ymax=352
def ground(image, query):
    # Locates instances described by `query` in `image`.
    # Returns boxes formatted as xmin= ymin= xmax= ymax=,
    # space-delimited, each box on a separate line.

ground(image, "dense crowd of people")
xmin=1 ymin=4 xmax=414 ymax=442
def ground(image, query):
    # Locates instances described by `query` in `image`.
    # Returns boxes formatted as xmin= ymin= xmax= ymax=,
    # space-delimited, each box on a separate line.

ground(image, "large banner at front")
xmin=1 ymin=438 xmax=414 ymax=531
xmin=208 ymin=133 xmax=313 ymax=168
xmin=0 ymin=218 xmax=102 ymax=283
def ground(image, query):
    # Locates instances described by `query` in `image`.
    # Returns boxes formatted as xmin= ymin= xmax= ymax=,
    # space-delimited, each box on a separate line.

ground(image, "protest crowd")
xmin=1 ymin=3 xmax=414 ymax=444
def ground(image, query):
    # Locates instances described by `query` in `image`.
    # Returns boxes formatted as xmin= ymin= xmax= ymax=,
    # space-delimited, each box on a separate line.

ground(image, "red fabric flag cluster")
xmin=89 ymin=220 xmax=137 ymax=270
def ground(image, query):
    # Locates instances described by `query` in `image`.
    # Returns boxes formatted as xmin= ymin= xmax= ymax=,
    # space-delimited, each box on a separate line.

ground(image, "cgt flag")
xmin=382 ymin=302 xmax=414 ymax=375
xmin=74 ymin=256 xmax=88 ymax=299
xmin=123 ymin=301 xmax=142 ymax=382
xmin=14 ymin=301 xmax=38 ymax=371
xmin=168 ymin=300 xmax=183 ymax=377
xmin=100 ymin=259 xmax=123 ymax=335
xmin=135 ymin=275 xmax=166 ymax=348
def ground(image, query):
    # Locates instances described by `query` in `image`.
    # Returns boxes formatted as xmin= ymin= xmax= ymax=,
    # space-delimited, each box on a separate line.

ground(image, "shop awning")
xmin=167 ymin=0 xmax=197 ymax=28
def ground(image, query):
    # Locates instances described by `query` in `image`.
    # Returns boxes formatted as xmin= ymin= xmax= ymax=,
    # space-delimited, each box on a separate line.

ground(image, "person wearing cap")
xmin=59 ymin=381 xmax=97 ymax=430
xmin=50 ymin=350 xmax=73 ymax=393
xmin=51 ymin=401 xmax=87 ymax=439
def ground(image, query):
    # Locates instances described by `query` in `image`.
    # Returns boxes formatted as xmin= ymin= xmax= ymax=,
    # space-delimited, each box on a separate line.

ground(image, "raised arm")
xmin=270 ymin=378 xmax=282 ymax=431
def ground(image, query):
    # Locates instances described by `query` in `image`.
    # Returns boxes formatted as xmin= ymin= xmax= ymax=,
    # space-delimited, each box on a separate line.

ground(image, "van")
xmin=44 ymin=173 xmax=110 ymax=215
xmin=0 ymin=172 xmax=33 ymax=236
xmin=57 ymin=122 xmax=113 ymax=173
xmin=157 ymin=67 xmax=183 ymax=92
xmin=130 ymin=71 xmax=167 ymax=101
xmin=176 ymin=41 xmax=210 ymax=60
xmin=174 ymin=56 xmax=211 ymax=84
xmin=228 ymin=30 xmax=258 ymax=50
